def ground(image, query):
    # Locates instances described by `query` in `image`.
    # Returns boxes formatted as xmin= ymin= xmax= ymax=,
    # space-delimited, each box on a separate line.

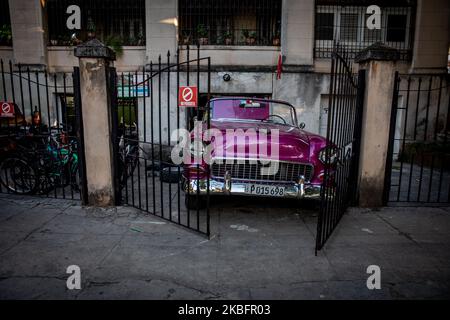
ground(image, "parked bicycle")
xmin=0 ymin=132 xmax=79 ymax=195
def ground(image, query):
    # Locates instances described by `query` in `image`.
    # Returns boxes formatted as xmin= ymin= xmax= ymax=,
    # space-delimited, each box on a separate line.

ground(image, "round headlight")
xmin=189 ymin=140 xmax=205 ymax=158
xmin=319 ymin=146 xmax=339 ymax=164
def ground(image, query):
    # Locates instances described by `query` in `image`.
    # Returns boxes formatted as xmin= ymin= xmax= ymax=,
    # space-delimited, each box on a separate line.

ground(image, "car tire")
xmin=185 ymin=194 xmax=206 ymax=210
xmin=160 ymin=166 xmax=183 ymax=183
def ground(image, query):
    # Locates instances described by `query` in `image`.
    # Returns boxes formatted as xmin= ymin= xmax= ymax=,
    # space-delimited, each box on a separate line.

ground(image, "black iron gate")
xmin=384 ymin=73 xmax=450 ymax=205
xmin=111 ymin=46 xmax=211 ymax=236
xmin=0 ymin=59 xmax=85 ymax=201
xmin=315 ymin=46 xmax=365 ymax=253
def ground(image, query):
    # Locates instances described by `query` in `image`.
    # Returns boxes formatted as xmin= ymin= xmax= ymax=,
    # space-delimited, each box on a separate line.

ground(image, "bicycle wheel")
xmin=0 ymin=157 xmax=39 ymax=194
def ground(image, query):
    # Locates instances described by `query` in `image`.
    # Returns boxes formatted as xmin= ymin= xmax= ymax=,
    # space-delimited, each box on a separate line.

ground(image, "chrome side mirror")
xmin=299 ymin=122 xmax=306 ymax=129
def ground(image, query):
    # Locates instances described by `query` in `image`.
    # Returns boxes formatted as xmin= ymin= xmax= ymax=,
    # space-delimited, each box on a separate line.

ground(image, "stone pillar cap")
xmin=74 ymin=39 xmax=116 ymax=61
xmin=355 ymin=42 xmax=400 ymax=63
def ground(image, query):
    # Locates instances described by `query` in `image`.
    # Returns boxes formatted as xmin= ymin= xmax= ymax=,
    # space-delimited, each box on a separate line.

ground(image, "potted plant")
xmin=196 ymin=24 xmax=208 ymax=45
xmin=105 ymin=35 xmax=124 ymax=58
xmin=181 ymin=31 xmax=191 ymax=45
xmin=272 ymin=30 xmax=281 ymax=46
xmin=0 ymin=24 xmax=12 ymax=46
xmin=136 ymin=32 xmax=145 ymax=46
xmin=221 ymin=30 xmax=233 ymax=45
xmin=86 ymin=17 xmax=96 ymax=40
xmin=242 ymin=29 xmax=256 ymax=45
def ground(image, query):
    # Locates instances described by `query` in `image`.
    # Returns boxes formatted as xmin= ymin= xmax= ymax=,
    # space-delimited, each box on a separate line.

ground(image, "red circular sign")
xmin=182 ymin=87 xmax=193 ymax=102
xmin=2 ymin=103 xmax=11 ymax=114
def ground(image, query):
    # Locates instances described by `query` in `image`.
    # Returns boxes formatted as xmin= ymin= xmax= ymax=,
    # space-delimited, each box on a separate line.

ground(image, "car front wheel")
xmin=184 ymin=194 xmax=206 ymax=210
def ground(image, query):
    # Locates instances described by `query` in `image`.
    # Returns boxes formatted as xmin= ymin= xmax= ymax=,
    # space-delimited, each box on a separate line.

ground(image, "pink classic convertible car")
xmin=182 ymin=97 xmax=336 ymax=209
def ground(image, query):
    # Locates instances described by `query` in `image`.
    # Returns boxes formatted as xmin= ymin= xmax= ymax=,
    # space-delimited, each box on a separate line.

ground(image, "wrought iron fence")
xmin=110 ymin=45 xmax=212 ymax=236
xmin=315 ymin=44 xmax=365 ymax=253
xmin=315 ymin=0 xmax=416 ymax=60
xmin=46 ymin=0 xmax=145 ymax=46
xmin=384 ymin=73 xmax=450 ymax=205
xmin=0 ymin=60 xmax=85 ymax=201
xmin=179 ymin=0 xmax=282 ymax=46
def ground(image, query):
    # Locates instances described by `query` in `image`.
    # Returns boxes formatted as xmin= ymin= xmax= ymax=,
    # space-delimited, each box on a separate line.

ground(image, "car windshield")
xmin=209 ymin=98 xmax=297 ymax=127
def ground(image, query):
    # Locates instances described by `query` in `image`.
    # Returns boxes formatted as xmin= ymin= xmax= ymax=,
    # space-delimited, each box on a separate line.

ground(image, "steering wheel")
xmin=262 ymin=114 xmax=287 ymax=125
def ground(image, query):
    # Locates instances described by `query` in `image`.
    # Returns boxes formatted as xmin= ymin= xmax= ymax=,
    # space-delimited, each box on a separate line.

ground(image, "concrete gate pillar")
xmin=355 ymin=43 xmax=399 ymax=207
xmin=74 ymin=39 xmax=117 ymax=206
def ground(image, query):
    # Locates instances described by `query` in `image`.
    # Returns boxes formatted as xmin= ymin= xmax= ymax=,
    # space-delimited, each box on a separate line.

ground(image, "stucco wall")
xmin=178 ymin=46 xmax=280 ymax=67
xmin=273 ymin=72 xmax=330 ymax=135
xmin=47 ymin=47 xmax=146 ymax=73
xmin=411 ymin=0 xmax=450 ymax=72
xmin=0 ymin=70 xmax=73 ymax=129
xmin=8 ymin=0 xmax=47 ymax=66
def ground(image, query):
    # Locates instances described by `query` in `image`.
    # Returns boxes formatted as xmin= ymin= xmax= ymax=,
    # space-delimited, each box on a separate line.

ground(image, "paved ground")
xmin=0 ymin=193 xmax=449 ymax=299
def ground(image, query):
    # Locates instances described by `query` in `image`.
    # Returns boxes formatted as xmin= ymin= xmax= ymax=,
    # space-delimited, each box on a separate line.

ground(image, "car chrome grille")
xmin=211 ymin=160 xmax=313 ymax=182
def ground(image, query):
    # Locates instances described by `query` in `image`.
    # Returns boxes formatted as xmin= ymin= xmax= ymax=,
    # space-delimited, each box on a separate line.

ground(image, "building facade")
xmin=0 ymin=0 xmax=449 ymax=137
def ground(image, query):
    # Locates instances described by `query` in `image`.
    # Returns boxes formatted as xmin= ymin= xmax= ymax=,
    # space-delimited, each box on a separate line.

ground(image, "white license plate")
xmin=244 ymin=184 xmax=285 ymax=197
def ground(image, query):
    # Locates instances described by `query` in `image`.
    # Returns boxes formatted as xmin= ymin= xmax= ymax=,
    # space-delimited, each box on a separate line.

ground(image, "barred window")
xmin=46 ymin=0 xmax=145 ymax=46
xmin=340 ymin=13 xmax=359 ymax=42
xmin=386 ymin=14 xmax=407 ymax=42
xmin=314 ymin=0 xmax=416 ymax=60
xmin=0 ymin=0 xmax=12 ymax=46
xmin=178 ymin=0 xmax=282 ymax=46
xmin=316 ymin=13 xmax=334 ymax=41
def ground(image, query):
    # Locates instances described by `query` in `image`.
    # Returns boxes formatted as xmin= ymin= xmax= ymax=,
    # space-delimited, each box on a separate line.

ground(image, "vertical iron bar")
xmin=397 ymin=77 xmax=411 ymax=201
xmin=135 ymin=70 xmax=142 ymax=209
xmin=143 ymin=66 xmax=149 ymax=212
xmin=186 ymin=45 xmax=191 ymax=227
xmin=383 ymin=72 xmax=400 ymax=205
xmin=167 ymin=51 xmax=172 ymax=221
xmin=150 ymin=62 xmax=156 ymax=214
xmin=417 ymin=78 xmax=433 ymax=202
xmin=73 ymin=67 xmax=88 ymax=205
xmin=437 ymin=84 xmax=449 ymax=202
xmin=35 ymin=71 xmax=42 ymax=133
xmin=128 ymin=72 xmax=135 ymax=206
xmin=158 ymin=55 xmax=164 ymax=218
xmin=316 ymin=49 xmax=335 ymax=254
xmin=196 ymin=44 xmax=200 ymax=231
xmin=176 ymin=49 xmax=181 ymax=224
xmin=44 ymin=70 xmax=51 ymax=130
xmin=206 ymin=56 xmax=211 ymax=237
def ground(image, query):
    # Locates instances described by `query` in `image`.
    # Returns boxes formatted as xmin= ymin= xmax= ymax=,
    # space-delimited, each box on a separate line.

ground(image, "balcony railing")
xmin=179 ymin=0 xmax=282 ymax=47
xmin=46 ymin=0 xmax=145 ymax=46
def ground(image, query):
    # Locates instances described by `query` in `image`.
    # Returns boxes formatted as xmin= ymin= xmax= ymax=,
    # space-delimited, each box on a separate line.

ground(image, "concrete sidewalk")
xmin=0 ymin=193 xmax=449 ymax=299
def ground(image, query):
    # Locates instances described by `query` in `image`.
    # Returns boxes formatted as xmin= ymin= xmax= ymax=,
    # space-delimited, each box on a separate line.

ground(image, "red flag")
xmin=276 ymin=53 xmax=282 ymax=80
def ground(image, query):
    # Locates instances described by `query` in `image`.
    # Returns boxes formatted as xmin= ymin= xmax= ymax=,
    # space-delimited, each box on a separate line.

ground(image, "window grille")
xmin=178 ymin=0 xmax=282 ymax=46
xmin=315 ymin=0 xmax=416 ymax=60
xmin=46 ymin=0 xmax=145 ymax=46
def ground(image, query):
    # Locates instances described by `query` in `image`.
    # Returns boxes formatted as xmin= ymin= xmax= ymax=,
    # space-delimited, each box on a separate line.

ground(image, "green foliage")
xmin=0 ymin=24 xmax=12 ymax=45
xmin=242 ymin=29 xmax=256 ymax=39
xmin=222 ymin=30 xmax=232 ymax=39
xmin=105 ymin=35 xmax=124 ymax=58
xmin=196 ymin=24 xmax=208 ymax=38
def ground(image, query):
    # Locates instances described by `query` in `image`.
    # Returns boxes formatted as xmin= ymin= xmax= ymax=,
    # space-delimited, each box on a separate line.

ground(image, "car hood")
xmin=207 ymin=119 xmax=312 ymax=162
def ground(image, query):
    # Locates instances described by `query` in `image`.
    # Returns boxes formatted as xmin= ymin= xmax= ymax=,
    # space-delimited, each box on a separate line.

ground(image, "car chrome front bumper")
xmin=182 ymin=177 xmax=321 ymax=199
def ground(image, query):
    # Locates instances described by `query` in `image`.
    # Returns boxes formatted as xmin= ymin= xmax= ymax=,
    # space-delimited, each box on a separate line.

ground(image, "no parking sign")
xmin=0 ymin=102 xmax=15 ymax=118
xmin=178 ymin=86 xmax=198 ymax=107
